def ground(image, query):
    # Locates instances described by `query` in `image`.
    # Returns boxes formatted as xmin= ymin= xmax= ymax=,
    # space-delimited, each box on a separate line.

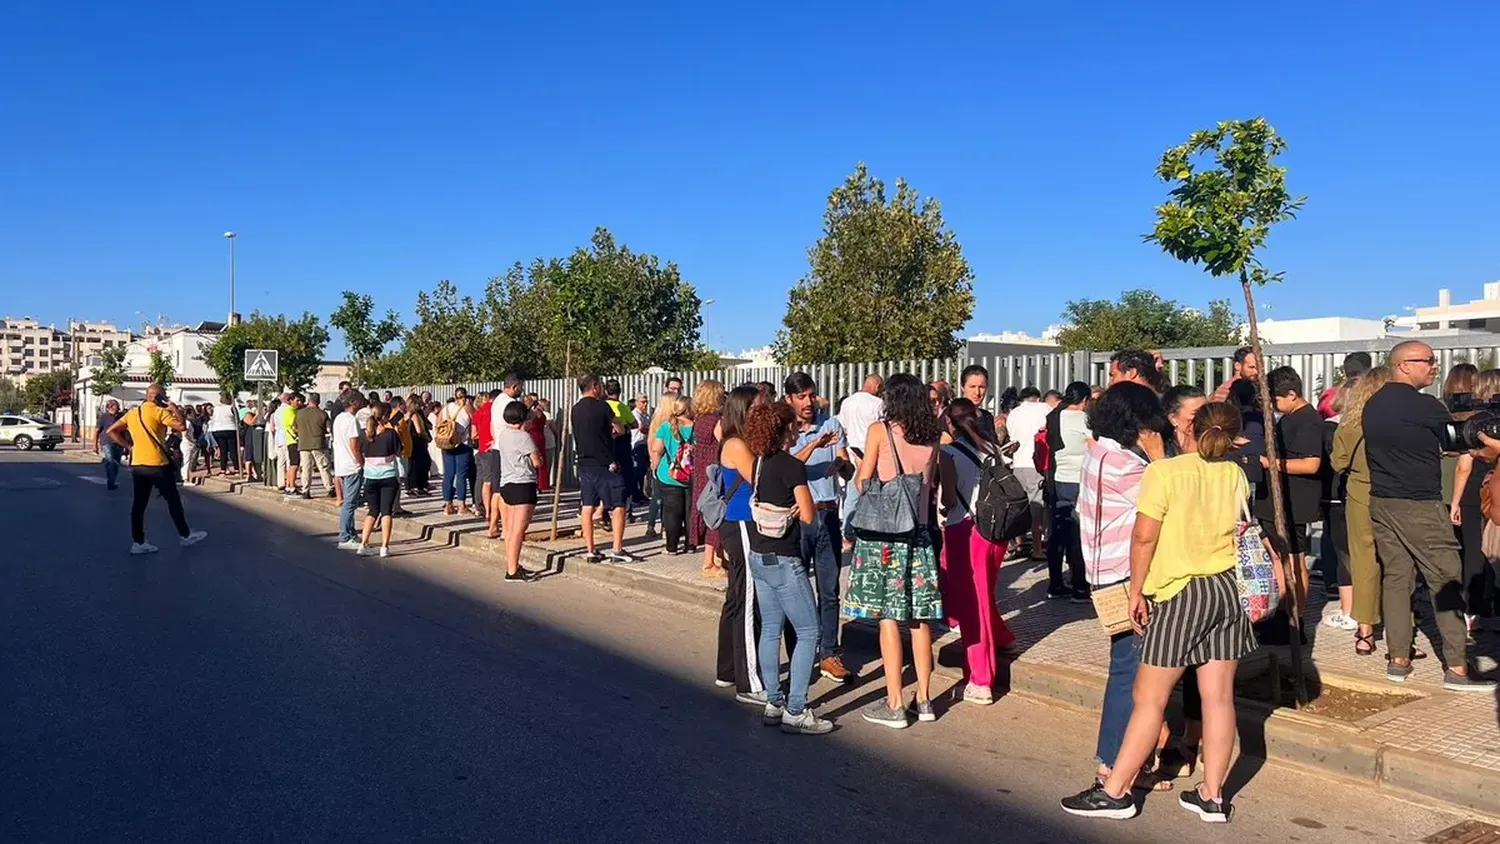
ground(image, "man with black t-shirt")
xmin=572 ymin=374 xmax=641 ymax=564
xmin=1365 ymin=340 xmax=1494 ymax=691
xmin=1255 ymin=367 xmax=1323 ymax=614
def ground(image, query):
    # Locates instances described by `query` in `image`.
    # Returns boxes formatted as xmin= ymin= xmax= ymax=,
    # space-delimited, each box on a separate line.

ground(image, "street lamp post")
xmin=702 ymin=298 xmax=716 ymax=356
xmin=224 ymin=231 xmax=237 ymax=325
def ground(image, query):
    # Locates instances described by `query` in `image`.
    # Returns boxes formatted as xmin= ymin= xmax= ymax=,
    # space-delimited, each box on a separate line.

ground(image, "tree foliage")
xmin=1054 ymin=289 xmax=1242 ymax=352
xmin=23 ymin=370 xmax=74 ymax=413
xmin=775 ymin=163 xmax=974 ymax=364
xmin=329 ymin=291 xmax=403 ymax=385
xmin=201 ymin=312 xmax=330 ymax=394
xmin=0 ymin=377 xmax=23 ymax=412
xmin=375 ymin=228 xmax=705 ymax=385
xmin=146 ymin=349 xmax=175 ymax=390
xmin=89 ymin=346 xmax=128 ymax=396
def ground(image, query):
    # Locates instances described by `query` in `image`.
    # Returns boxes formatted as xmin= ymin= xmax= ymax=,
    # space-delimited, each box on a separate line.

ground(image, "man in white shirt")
xmin=489 ymin=373 xmax=525 ymax=452
xmin=836 ymin=374 xmax=884 ymax=458
xmin=630 ymin=395 xmax=651 ymax=505
xmin=1004 ymin=387 xmax=1055 ymax=560
xmin=332 ymin=392 xmax=365 ymax=550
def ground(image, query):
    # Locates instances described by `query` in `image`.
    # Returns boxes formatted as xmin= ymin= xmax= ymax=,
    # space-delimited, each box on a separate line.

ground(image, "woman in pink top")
xmin=1075 ymin=383 xmax=1169 ymax=789
xmin=847 ymin=374 xmax=946 ymax=730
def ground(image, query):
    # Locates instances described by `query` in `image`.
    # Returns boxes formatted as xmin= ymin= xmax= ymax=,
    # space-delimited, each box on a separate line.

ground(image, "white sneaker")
xmin=1321 ymin=611 xmax=1357 ymax=631
xmin=356 ymin=544 xmax=371 ymax=556
xmin=180 ymin=530 xmax=208 ymax=548
xmin=336 ymin=540 xmax=361 ymax=551
xmin=963 ymin=682 xmax=995 ymax=705
xmin=378 ymin=546 xmax=390 ymax=558
xmin=780 ymin=707 xmax=834 ymax=735
xmin=129 ymin=542 xmax=159 ymax=555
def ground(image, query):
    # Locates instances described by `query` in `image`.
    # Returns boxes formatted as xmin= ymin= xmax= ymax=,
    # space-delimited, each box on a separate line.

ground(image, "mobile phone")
xmin=1000 ymin=440 xmax=1021 ymax=456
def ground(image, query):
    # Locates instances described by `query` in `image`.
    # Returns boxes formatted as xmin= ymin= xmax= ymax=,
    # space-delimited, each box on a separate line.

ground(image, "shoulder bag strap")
xmin=884 ymin=423 xmax=922 ymax=533
xmin=136 ymin=406 xmax=172 ymax=463
xmin=1090 ymin=454 xmax=1106 ymax=583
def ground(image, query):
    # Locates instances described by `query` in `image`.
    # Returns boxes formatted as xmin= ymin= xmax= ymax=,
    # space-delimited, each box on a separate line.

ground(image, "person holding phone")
xmin=106 ymin=384 xmax=208 ymax=555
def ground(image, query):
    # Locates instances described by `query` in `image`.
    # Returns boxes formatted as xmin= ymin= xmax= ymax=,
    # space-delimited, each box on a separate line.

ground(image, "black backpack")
xmin=951 ymin=442 xmax=1032 ymax=544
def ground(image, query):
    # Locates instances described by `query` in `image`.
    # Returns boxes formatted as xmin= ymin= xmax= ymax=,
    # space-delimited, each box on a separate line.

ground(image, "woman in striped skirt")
xmin=1062 ymin=402 xmax=1259 ymax=824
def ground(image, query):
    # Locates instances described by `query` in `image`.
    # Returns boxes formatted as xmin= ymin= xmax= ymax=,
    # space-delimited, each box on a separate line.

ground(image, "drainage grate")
xmin=1425 ymin=821 xmax=1500 ymax=844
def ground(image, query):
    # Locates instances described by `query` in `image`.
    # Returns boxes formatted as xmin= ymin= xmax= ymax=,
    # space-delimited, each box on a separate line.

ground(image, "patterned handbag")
xmin=1234 ymin=498 xmax=1282 ymax=623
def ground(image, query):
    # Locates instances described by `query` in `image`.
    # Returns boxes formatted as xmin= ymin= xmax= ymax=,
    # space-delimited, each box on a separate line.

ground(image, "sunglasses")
xmin=1398 ymin=356 xmax=1438 ymax=366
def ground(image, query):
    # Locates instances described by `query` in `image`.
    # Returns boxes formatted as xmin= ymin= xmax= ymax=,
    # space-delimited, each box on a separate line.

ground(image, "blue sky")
xmin=2 ymin=2 xmax=1496 ymax=357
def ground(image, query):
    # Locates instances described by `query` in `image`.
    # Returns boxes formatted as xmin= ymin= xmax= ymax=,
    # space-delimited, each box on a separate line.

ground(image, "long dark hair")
xmin=721 ymin=384 xmax=760 ymax=441
xmin=884 ymin=373 xmax=942 ymax=446
xmin=366 ymin=401 xmax=390 ymax=440
xmin=946 ymin=398 xmax=997 ymax=453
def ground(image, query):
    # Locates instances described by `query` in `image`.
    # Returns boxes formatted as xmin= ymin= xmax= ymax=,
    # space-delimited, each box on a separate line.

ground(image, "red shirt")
xmin=473 ymin=400 xmax=494 ymax=452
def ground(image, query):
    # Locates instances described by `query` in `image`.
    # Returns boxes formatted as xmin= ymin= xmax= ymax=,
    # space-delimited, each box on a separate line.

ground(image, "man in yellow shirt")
xmin=106 ymin=384 xmax=208 ymax=555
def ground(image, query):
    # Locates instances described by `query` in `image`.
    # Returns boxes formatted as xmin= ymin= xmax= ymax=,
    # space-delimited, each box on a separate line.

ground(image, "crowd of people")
xmin=94 ymin=338 xmax=1500 ymax=825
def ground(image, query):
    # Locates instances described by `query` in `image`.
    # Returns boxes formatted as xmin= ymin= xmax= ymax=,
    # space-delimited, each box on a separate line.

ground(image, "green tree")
xmin=329 ymin=291 xmax=403 ymax=386
xmin=1054 ymin=290 xmax=1242 ymax=352
xmin=23 ymin=370 xmax=74 ymax=413
xmin=0 ymin=377 xmax=23 ymax=412
xmin=89 ymin=345 xmax=129 ymax=396
xmin=146 ymin=349 xmax=175 ymax=390
xmin=201 ymin=312 xmax=329 ymax=393
xmin=1146 ymin=116 xmax=1307 ymax=695
xmin=775 ymin=163 xmax=974 ymax=363
xmin=396 ymin=280 xmax=492 ymax=384
xmin=687 ymin=346 xmax=725 ymax=371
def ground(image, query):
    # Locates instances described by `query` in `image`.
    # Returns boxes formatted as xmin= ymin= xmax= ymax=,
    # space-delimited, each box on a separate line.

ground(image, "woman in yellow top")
xmin=1330 ymin=366 xmax=1392 ymax=655
xmin=1062 ymin=402 xmax=1257 ymax=823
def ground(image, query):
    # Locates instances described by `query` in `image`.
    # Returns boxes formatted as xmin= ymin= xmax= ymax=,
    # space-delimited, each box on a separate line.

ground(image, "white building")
xmin=74 ymin=322 xmax=230 ymax=438
xmin=1245 ymin=316 xmax=1392 ymax=345
xmin=0 ymin=317 xmax=134 ymax=384
xmin=1395 ymin=283 xmax=1500 ymax=335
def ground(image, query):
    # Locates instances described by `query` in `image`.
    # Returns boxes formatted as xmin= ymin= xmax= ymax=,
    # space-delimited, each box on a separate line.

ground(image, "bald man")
xmin=107 ymin=384 xmax=209 ymax=555
xmin=1363 ymin=340 xmax=1493 ymax=691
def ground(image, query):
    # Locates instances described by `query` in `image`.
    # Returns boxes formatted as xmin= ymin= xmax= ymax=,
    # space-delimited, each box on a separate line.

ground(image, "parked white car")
xmin=0 ymin=415 xmax=64 ymax=450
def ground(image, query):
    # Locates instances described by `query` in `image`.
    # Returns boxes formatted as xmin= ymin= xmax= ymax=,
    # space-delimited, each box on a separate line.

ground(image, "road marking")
xmin=31 ymin=476 xmax=62 ymax=487
xmin=77 ymin=475 xmax=106 ymax=484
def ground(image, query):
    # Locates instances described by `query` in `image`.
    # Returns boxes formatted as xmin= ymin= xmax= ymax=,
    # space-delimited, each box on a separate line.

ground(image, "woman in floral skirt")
xmin=846 ymin=372 xmax=946 ymax=730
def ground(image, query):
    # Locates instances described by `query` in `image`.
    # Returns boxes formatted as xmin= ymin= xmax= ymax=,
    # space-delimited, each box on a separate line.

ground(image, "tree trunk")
xmin=1240 ymin=268 xmax=1308 ymax=704
xmin=548 ymin=340 xmax=573 ymax=542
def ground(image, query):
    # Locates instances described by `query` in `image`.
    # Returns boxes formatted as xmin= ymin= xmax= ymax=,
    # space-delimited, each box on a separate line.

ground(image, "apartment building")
xmin=1 ymin=317 xmax=137 ymax=385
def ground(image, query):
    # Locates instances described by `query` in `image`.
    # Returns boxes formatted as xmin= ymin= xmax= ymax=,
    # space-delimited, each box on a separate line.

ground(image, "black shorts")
xmin=476 ymin=451 xmax=501 ymax=490
xmin=364 ymin=476 xmax=399 ymax=517
xmin=1259 ymin=519 xmax=1310 ymax=558
xmin=578 ymin=464 xmax=626 ymax=511
xmin=500 ymin=482 xmax=538 ymax=506
xmin=286 ymin=444 xmax=300 ymax=463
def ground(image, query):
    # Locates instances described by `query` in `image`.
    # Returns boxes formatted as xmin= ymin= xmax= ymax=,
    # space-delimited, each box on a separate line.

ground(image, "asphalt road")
xmin=1 ymin=449 xmax=1475 ymax=842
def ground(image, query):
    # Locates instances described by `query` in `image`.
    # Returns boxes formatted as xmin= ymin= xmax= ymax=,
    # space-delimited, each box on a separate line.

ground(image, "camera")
xmin=1442 ymin=392 xmax=1500 ymax=451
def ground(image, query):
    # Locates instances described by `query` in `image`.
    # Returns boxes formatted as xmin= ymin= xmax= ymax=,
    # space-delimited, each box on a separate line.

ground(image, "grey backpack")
xmin=695 ymin=463 xmax=746 ymax=530
xmin=847 ymin=425 xmax=924 ymax=537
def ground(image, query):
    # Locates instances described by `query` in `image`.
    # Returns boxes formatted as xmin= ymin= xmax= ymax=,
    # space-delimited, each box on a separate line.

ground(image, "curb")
xmin=153 ymin=461 xmax=1500 ymax=819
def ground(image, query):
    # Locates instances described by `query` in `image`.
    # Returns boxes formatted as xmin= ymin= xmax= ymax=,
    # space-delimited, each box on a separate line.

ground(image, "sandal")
xmin=1355 ymin=633 xmax=1377 ymax=656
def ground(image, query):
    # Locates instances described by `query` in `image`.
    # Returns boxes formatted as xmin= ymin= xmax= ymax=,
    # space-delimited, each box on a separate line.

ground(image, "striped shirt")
xmin=1078 ymin=437 xmax=1148 ymax=588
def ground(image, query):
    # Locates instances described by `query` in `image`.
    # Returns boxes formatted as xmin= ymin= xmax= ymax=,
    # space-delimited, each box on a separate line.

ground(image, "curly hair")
xmin=743 ymin=401 xmax=796 ymax=457
xmin=1341 ymin=366 xmax=1392 ymax=429
xmin=884 ymin=373 xmax=943 ymax=446
xmin=692 ymin=379 xmax=725 ymax=417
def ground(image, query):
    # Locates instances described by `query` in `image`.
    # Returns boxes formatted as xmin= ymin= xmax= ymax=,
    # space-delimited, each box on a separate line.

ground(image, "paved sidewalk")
xmin=151 ymin=458 xmax=1500 ymax=817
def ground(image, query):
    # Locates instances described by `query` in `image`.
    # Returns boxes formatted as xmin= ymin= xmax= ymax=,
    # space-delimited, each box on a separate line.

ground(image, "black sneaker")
xmin=1071 ymin=591 xmax=1091 ymax=604
xmin=504 ymin=567 xmax=537 ymax=584
xmin=1059 ymin=784 xmax=1137 ymax=820
xmin=1046 ymin=588 xmax=1072 ymax=601
xmin=1178 ymin=786 xmax=1229 ymax=823
xmin=606 ymin=549 xmax=644 ymax=564
xmin=581 ymin=550 xmax=604 ymax=564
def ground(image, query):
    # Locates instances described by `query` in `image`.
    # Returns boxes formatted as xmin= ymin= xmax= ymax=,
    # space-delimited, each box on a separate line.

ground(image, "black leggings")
xmin=130 ymin=465 xmax=191 ymax=544
xmin=660 ymin=485 xmax=689 ymax=552
xmin=213 ymin=430 xmax=239 ymax=471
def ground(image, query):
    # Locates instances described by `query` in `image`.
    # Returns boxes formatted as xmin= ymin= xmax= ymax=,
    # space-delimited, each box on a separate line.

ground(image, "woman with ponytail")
xmin=1062 ymin=402 xmax=1258 ymax=823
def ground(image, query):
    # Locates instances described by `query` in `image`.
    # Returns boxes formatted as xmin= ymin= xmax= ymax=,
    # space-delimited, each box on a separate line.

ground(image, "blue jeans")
xmin=102 ymin=444 xmax=122 ymax=488
xmin=339 ymin=472 xmax=365 ymax=543
xmin=442 ymin=446 xmax=473 ymax=504
xmin=750 ymin=551 xmax=820 ymax=714
xmin=799 ymin=508 xmax=843 ymax=658
xmin=1096 ymin=630 xmax=1141 ymax=766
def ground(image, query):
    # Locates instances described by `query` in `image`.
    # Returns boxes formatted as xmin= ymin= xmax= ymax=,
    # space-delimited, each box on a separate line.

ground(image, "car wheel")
xmin=40 ymin=443 xmax=56 ymax=451
xmin=14 ymin=435 xmax=33 ymax=451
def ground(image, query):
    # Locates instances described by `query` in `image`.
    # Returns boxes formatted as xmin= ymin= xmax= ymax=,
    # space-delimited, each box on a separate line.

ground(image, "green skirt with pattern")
xmin=843 ymin=530 xmax=943 ymax=622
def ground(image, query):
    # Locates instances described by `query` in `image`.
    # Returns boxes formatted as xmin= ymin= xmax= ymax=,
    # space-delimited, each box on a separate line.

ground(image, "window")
xmin=22 ymin=349 xmax=32 ymax=357
xmin=1418 ymin=322 xmax=1439 ymax=331
xmin=0 ymin=418 xmax=19 ymax=427
xmin=38 ymin=337 xmax=47 ymax=345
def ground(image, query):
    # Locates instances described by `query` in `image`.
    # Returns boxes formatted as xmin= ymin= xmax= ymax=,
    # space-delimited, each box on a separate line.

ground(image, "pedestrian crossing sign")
xmin=243 ymin=349 xmax=278 ymax=382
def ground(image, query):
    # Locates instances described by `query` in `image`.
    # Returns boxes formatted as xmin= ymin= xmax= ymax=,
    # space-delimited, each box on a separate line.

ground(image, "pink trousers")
xmin=940 ymin=519 xmax=1015 ymax=688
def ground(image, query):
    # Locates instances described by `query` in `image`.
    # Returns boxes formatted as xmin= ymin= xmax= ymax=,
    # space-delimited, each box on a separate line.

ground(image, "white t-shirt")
xmin=1005 ymin=401 xmax=1051 ymax=469
xmin=490 ymin=393 xmax=518 ymax=450
xmin=210 ymin=403 xmax=239 ymax=433
xmin=496 ymin=426 xmax=538 ymax=485
xmin=631 ymin=408 xmax=649 ymax=448
xmin=837 ymin=391 xmax=884 ymax=455
xmin=941 ymin=442 xmax=985 ymax=527
xmin=268 ymin=405 xmax=285 ymax=448
xmin=332 ymin=412 xmax=362 ymax=476
xmin=1054 ymin=409 xmax=1092 ymax=485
